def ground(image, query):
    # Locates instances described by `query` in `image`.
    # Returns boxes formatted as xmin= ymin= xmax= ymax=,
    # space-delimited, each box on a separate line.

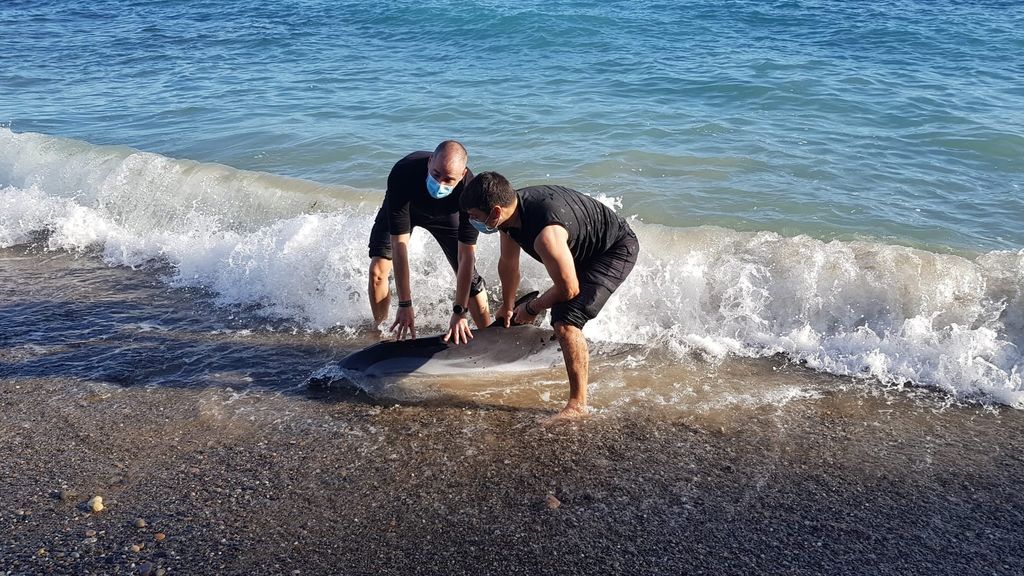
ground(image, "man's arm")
xmin=513 ymin=225 xmax=578 ymax=324
xmin=496 ymin=231 xmax=521 ymax=327
xmin=389 ymin=232 xmax=415 ymax=339
xmin=443 ymin=241 xmax=477 ymax=344
xmin=383 ymin=163 xmax=416 ymax=339
xmin=454 ymin=241 xmax=476 ymax=309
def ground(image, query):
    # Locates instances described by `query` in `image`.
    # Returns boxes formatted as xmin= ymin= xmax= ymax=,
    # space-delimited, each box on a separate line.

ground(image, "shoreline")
xmin=3 ymin=377 xmax=1022 ymax=575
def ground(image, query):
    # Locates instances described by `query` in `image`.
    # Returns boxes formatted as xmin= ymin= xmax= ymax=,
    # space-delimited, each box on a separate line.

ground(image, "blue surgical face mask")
xmin=471 ymin=217 xmax=498 ymax=234
xmin=425 ymin=173 xmax=455 ymax=199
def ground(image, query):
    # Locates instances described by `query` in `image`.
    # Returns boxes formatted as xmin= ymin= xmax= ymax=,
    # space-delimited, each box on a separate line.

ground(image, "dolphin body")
xmin=335 ymin=322 xmax=562 ymax=378
xmin=310 ymin=292 xmax=564 ymax=386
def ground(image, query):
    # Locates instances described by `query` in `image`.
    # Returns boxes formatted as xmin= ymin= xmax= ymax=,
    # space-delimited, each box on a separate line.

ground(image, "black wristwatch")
xmin=452 ymin=303 xmax=468 ymax=316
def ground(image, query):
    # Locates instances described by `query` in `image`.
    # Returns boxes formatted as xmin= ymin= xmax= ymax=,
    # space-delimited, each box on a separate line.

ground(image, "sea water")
xmin=1 ymin=1 xmax=1021 ymax=408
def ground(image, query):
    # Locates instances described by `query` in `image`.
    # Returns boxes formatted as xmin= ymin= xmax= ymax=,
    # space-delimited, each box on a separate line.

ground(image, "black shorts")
xmin=550 ymin=230 xmax=639 ymax=330
xmin=367 ymin=205 xmax=487 ymax=297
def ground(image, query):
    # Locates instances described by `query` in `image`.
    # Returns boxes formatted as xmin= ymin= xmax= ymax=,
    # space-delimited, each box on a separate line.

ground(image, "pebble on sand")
xmin=85 ymin=529 xmax=97 ymax=538
xmin=88 ymin=495 xmax=104 ymax=513
xmin=545 ymin=494 xmax=561 ymax=509
xmin=134 ymin=517 xmax=147 ymax=529
xmin=131 ymin=544 xmax=143 ymax=553
xmin=154 ymin=532 xmax=166 ymax=542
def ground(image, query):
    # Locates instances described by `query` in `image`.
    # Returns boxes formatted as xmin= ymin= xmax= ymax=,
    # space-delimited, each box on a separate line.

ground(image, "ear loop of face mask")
xmin=471 ymin=210 xmax=499 ymax=234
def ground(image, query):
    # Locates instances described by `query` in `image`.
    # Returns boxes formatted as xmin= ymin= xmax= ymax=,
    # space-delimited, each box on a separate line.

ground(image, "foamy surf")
xmin=2 ymin=129 xmax=1021 ymax=407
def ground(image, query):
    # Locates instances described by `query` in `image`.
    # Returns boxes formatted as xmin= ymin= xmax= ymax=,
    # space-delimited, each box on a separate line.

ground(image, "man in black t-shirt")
xmin=460 ymin=172 xmax=639 ymax=421
xmin=367 ymin=141 xmax=490 ymax=343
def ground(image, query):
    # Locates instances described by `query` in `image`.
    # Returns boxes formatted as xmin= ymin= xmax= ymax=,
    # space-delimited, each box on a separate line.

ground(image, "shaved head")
xmin=433 ymin=140 xmax=468 ymax=165
xmin=428 ymin=140 xmax=469 ymax=187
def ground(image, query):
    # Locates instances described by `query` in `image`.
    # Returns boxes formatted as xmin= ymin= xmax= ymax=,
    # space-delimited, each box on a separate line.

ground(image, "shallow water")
xmin=0 ymin=245 xmax=989 ymax=419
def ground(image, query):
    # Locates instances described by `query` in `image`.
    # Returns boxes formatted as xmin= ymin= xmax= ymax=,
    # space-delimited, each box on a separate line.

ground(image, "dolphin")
xmin=308 ymin=292 xmax=566 ymax=387
xmin=335 ymin=321 xmax=562 ymax=378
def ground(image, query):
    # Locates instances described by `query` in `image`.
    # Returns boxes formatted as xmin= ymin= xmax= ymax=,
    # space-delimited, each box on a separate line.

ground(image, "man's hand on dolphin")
xmin=496 ymin=303 xmax=516 ymax=328
xmin=512 ymin=300 xmax=538 ymax=326
xmin=443 ymin=313 xmax=474 ymax=345
xmin=390 ymin=306 xmax=416 ymax=340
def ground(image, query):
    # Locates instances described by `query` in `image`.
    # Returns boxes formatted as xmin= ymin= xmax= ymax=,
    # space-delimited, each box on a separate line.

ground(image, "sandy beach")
xmin=3 ymin=375 xmax=1022 ymax=576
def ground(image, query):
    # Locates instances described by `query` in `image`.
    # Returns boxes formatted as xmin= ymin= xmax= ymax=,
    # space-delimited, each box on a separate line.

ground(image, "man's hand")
xmin=390 ymin=306 xmax=416 ymax=340
xmin=496 ymin=303 xmax=516 ymax=327
xmin=512 ymin=300 xmax=538 ymax=326
xmin=443 ymin=313 xmax=474 ymax=345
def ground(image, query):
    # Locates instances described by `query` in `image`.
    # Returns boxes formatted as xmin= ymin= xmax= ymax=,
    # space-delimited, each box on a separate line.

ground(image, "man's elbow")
xmin=560 ymin=283 xmax=580 ymax=301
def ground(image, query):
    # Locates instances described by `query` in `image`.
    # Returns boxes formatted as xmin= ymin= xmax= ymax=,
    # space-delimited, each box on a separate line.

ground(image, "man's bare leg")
xmin=548 ymin=322 xmax=589 ymax=421
xmin=368 ymin=257 xmax=393 ymax=325
xmin=469 ymin=290 xmax=492 ymax=329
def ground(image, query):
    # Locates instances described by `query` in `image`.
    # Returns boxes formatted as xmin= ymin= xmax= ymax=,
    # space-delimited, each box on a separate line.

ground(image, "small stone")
xmin=59 ymin=489 xmax=77 ymax=501
xmin=134 ymin=518 xmax=147 ymax=529
xmin=138 ymin=561 xmax=156 ymax=576
xmin=154 ymin=532 xmax=166 ymax=542
xmin=131 ymin=544 xmax=142 ymax=553
xmin=156 ymin=569 xmax=167 ymax=576
xmin=36 ymin=547 xmax=47 ymax=557
xmin=545 ymin=494 xmax=561 ymax=509
xmin=85 ymin=529 xmax=97 ymax=538
xmin=88 ymin=495 xmax=104 ymax=513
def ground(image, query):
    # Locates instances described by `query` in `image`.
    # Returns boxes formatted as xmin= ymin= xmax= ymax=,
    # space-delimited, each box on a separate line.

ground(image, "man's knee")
xmin=553 ymin=321 xmax=582 ymax=341
xmin=469 ymin=274 xmax=487 ymax=297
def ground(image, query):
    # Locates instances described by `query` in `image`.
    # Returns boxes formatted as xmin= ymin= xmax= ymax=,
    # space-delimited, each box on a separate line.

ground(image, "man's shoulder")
xmin=516 ymin=185 xmax=582 ymax=213
xmin=391 ymin=151 xmax=430 ymax=175
xmin=517 ymin=184 xmax=580 ymax=199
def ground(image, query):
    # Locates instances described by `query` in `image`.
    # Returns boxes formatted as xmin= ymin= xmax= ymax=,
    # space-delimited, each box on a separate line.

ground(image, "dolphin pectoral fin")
xmin=490 ymin=290 xmax=542 ymax=328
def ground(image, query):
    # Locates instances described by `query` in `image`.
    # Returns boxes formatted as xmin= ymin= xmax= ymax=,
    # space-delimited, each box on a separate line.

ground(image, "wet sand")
xmin=3 ymin=377 xmax=1022 ymax=575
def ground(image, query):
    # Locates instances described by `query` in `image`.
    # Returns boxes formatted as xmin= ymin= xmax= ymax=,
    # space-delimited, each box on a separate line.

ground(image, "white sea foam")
xmin=2 ymin=129 xmax=1022 ymax=406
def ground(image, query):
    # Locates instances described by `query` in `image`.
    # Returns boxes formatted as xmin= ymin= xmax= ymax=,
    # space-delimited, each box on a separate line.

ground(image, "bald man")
xmin=367 ymin=141 xmax=491 ymax=341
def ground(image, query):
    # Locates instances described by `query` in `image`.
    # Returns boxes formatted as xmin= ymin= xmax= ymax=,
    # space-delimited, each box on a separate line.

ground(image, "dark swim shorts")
xmin=367 ymin=205 xmax=487 ymax=297
xmin=550 ymin=230 xmax=639 ymax=329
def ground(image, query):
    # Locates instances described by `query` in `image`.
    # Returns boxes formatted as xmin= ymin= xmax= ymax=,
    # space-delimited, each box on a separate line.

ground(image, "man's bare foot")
xmin=540 ymin=402 xmax=589 ymax=427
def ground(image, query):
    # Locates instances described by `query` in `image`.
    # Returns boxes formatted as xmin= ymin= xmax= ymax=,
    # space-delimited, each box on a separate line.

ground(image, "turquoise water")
xmin=1 ymin=1 xmax=1022 ymax=405
xmin=3 ymin=0 xmax=1022 ymax=250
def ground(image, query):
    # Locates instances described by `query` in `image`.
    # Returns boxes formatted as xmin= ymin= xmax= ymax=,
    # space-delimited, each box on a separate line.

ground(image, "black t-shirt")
xmin=385 ymin=151 xmax=478 ymax=245
xmin=506 ymin=185 xmax=631 ymax=268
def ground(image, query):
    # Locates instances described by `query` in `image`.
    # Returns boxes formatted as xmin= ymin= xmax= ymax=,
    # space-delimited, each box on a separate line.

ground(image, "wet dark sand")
xmin=3 ymin=377 xmax=1023 ymax=576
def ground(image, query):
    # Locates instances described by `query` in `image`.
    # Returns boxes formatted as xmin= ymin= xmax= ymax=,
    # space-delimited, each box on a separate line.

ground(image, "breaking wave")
xmin=2 ymin=128 xmax=1021 ymax=406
